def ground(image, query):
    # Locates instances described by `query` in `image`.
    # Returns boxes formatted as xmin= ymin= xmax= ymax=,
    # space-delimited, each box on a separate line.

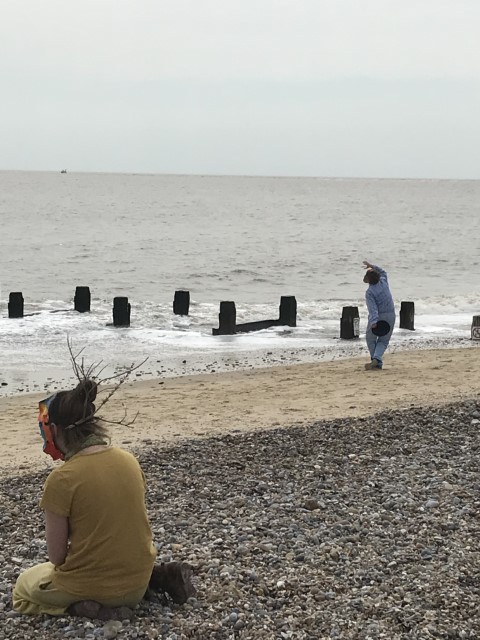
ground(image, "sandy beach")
xmin=2 ymin=345 xmax=479 ymax=475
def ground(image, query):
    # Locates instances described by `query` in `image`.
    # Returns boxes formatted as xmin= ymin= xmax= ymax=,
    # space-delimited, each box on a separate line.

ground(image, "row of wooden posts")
xmin=5 ymin=287 xmax=479 ymax=339
xmin=5 ymin=288 xmax=298 ymax=335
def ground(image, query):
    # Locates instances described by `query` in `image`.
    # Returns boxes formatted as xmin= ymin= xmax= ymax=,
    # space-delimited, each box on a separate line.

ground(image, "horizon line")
xmin=1 ymin=168 xmax=479 ymax=181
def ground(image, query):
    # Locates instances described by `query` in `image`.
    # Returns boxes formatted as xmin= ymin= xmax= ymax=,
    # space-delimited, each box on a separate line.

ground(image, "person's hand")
xmin=363 ymin=260 xmax=373 ymax=269
xmin=372 ymin=323 xmax=377 ymax=329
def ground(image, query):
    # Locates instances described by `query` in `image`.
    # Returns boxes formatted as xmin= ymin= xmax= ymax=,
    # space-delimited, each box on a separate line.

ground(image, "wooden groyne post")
xmin=279 ymin=296 xmax=297 ymax=327
xmin=213 ymin=301 xmax=236 ymax=335
xmin=74 ymin=286 xmax=91 ymax=313
xmin=340 ymin=306 xmax=359 ymax=339
xmin=472 ymin=316 xmax=480 ymax=340
xmin=8 ymin=292 xmax=24 ymax=318
xmin=213 ymin=296 xmax=297 ymax=335
xmin=400 ymin=301 xmax=415 ymax=330
xmin=113 ymin=297 xmax=131 ymax=327
xmin=173 ymin=290 xmax=190 ymax=316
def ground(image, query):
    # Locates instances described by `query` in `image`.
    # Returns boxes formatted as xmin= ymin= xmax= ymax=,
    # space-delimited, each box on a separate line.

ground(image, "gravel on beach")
xmin=1 ymin=399 xmax=480 ymax=639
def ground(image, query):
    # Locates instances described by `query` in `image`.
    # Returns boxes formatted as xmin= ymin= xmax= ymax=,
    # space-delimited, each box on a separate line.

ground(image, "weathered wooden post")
xmin=340 ymin=306 xmax=359 ymax=339
xmin=472 ymin=316 xmax=480 ymax=341
xmin=8 ymin=292 xmax=24 ymax=318
xmin=113 ymin=297 xmax=131 ymax=327
xmin=212 ymin=301 xmax=236 ymax=335
xmin=74 ymin=286 xmax=91 ymax=312
xmin=279 ymin=296 xmax=297 ymax=327
xmin=400 ymin=301 xmax=415 ymax=330
xmin=173 ymin=290 xmax=190 ymax=316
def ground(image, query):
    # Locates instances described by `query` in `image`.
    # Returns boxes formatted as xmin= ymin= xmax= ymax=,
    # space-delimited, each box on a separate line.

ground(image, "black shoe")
xmin=148 ymin=562 xmax=196 ymax=604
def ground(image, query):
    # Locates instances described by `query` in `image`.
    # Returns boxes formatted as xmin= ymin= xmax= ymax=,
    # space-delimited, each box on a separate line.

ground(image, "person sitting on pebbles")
xmin=12 ymin=378 xmax=195 ymax=619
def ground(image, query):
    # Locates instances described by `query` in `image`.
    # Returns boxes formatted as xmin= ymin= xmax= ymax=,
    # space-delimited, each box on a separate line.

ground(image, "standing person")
xmin=12 ymin=379 xmax=158 ymax=618
xmin=363 ymin=260 xmax=396 ymax=370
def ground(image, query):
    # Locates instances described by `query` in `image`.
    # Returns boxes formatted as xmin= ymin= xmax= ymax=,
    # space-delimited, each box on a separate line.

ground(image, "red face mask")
xmin=38 ymin=395 xmax=64 ymax=461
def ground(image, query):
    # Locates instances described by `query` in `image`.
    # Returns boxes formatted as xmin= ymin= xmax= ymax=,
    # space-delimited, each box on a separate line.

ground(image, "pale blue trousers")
xmin=366 ymin=313 xmax=396 ymax=367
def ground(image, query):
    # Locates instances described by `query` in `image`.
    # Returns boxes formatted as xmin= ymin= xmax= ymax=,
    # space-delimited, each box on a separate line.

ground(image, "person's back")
xmin=365 ymin=264 xmax=395 ymax=322
xmin=40 ymin=446 xmax=156 ymax=600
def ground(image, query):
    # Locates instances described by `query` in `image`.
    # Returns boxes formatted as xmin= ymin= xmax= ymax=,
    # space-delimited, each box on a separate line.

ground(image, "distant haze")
xmin=2 ymin=1 xmax=480 ymax=178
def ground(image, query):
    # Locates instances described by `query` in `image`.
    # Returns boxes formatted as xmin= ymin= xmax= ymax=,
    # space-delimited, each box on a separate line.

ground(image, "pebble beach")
xmin=1 ymin=346 xmax=480 ymax=639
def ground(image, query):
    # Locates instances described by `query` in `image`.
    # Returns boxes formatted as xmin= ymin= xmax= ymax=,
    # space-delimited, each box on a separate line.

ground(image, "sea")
xmin=1 ymin=171 xmax=479 ymax=396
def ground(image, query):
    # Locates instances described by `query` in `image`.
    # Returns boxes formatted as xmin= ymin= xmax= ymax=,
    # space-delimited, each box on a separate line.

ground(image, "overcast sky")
xmin=2 ymin=0 xmax=480 ymax=178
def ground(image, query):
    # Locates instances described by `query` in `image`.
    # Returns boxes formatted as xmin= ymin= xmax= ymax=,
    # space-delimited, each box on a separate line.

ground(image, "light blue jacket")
xmin=365 ymin=264 xmax=395 ymax=327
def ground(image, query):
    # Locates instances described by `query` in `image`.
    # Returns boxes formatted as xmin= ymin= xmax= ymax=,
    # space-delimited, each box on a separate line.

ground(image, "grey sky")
xmin=2 ymin=0 xmax=480 ymax=178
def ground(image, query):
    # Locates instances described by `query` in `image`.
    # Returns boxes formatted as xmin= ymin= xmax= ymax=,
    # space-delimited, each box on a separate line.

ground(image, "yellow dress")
xmin=13 ymin=447 xmax=156 ymax=615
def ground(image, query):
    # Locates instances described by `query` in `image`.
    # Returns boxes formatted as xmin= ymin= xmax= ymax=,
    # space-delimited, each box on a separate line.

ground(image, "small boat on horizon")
xmin=60 ymin=169 xmax=67 ymax=174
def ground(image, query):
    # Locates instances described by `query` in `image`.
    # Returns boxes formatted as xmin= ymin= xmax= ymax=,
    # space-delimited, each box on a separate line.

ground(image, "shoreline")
xmin=2 ymin=345 xmax=479 ymax=477
xmin=0 ymin=334 xmax=476 ymax=398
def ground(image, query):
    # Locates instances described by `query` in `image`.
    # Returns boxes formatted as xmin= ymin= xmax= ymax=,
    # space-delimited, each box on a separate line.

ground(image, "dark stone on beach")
xmin=303 ymin=499 xmax=321 ymax=511
xmin=103 ymin=621 xmax=123 ymax=639
xmin=421 ymin=548 xmax=434 ymax=560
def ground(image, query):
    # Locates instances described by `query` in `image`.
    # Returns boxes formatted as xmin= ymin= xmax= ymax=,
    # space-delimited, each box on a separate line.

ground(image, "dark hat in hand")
xmin=372 ymin=320 xmax=391 ymax=337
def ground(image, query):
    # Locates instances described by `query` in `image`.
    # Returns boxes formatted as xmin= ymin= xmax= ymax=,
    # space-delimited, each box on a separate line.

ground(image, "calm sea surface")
xmin=1 ymin=171 xmax=479 ymax=394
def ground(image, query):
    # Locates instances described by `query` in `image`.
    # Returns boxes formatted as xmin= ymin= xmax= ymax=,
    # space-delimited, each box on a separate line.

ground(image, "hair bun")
xmin=74 ymin=379 xmax=98 ymax=403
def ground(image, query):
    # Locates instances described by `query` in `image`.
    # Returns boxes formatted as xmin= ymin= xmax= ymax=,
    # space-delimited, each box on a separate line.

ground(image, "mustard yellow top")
xmin=40 ymin=447 xmax=156 ymax=599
